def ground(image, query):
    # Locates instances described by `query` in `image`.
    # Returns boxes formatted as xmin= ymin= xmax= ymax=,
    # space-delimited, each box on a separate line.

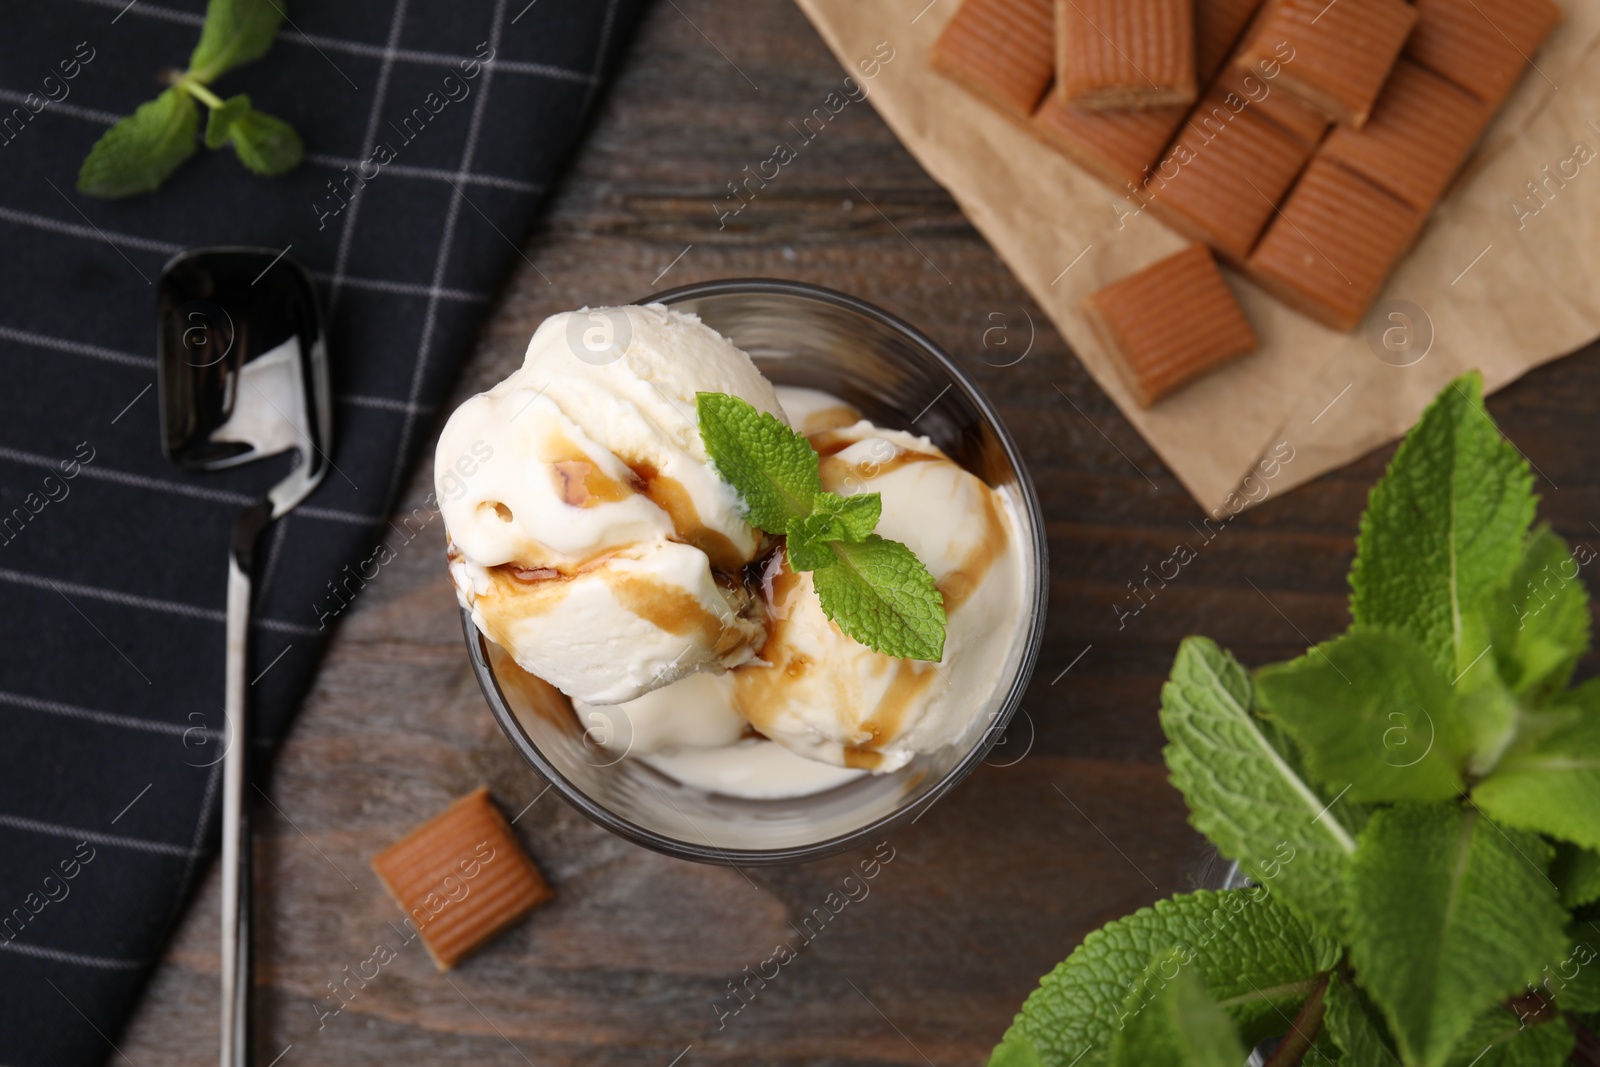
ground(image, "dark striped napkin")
xmin=0 ymin=1 xmax=643 ymax=1062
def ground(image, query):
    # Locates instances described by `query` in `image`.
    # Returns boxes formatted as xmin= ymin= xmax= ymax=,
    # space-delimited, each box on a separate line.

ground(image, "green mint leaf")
xmin=1159 ymin=637 xmax=1358 ymax=935
xmin=812 ymin=490 xmax=881 ymax=541
xmin=1444 ymin=1008 xmax=1574 ymax=1067
xmin=225 ymin=107 xmax=302 ymax=175
xmin=696 ymin=392 xmax=821 ymax=533
xmin=203 ymin=92 xmax=251 ymax=149
xmin=1552 ymin=843 xmax=1600 ymax=909
xmin=1455 ymin=674 xmax=1522 ymax=778
xmin=1474 ymin=701 xmax=1600 ymax=851
xmin=1109 ymin=954 xmax=1246 ymax=1067
xmin=77 ymin=89 xmax=199 ymax=199
xmin=987 ymin=1035 xmax=1047 ymax=1067
xmin=1253 ymin=630 xmax=1467 ymax=804
xmin=812 ymin=536 xmax=945 ymax=661
xmin=783 ymin=521 xmax=836 ymax=572
xmin=1349 ymin=371 xmax=1535 ymax=681
xmin=1485 ymin=527 xmax=1591 ymax=703
xmin=1323 ymin=973 xmax=1401 ymax=1066
xmin=188 ymin=0 xmax=286 ymax=83
xmin=786 ymin=493 xmax=881 ymax=550
xmin=1556 ymin=932 xmax=1600 ymax=1013
xmin=787 ymin=493 xmax=882 ymax=572
xmin=1345 ymin=802 xmax=1568 ymax=1067
xmin=1000 ymin=888 xmax=1339 ymax=1067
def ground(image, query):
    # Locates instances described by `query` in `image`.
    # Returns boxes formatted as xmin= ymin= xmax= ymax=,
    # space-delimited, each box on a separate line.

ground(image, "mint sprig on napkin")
xmin=77 ymin=0 xmax=303 ymax=198
xmin=695 ymin=392 xmax=946 ymax=662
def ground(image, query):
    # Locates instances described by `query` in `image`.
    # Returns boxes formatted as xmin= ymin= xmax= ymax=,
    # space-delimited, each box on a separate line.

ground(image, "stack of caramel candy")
xmin=932 ymin=0 xmax=1561 ymax=406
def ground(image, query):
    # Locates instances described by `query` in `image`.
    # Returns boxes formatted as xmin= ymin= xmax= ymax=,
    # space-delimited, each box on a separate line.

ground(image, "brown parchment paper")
xmin=794 ymin=0 xmax=1600 ymax=512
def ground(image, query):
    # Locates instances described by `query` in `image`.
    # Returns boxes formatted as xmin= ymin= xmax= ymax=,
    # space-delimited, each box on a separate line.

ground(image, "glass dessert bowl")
xmin=455 ymin=279 xmax=1046 ymax=864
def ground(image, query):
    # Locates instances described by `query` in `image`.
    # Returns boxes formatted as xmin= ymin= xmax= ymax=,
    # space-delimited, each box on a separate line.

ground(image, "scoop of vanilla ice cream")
xmin=731 ymin=410 xmax=1022 ymax=773
xmin=437 ymin=304 xmax=784 ymax=705
xmin=574 ymin=671 xmax=869 ymax=798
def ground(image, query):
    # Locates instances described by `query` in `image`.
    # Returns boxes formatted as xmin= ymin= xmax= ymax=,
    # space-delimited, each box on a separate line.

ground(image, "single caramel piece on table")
xmin=1319 ymin=59 xmax=1492 ymax=210
xmin=1057 ymin=0 xmax=1197 ymax=109
xmin=1235 ymin=0 xmax=1418 ymax=128
xmin=372 ymin=786 xmax=556 ymax=970
xmin=1084 ymin=245 xmax=1258 ymax=407
xmin=1031 ymin=93 xmax=1188 ymax=191
xmin=1211 ymin=58 xmax=1331 ymax=146
xmin=1406 ymin=0 xmax=1562 ymax=106
xmin=1246 ymin=156 xmax=1424 ymax=331
xmin=1144 ymin=93 xmax=1317 ymax=262
xmin=931 ymin=0 xmax=1057 ymax=117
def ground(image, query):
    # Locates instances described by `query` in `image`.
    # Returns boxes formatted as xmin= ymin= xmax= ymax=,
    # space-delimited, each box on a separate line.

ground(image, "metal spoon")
xmin=157 ymin=247 xmax=333 ymax=1067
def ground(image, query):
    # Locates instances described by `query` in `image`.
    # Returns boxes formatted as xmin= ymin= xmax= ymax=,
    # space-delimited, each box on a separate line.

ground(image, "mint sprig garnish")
xmin=78 ymin=0 xmax=303 ymax=198
xmin=994 ymin=372 xmax=1600 ymax=1067
xmin=695 ymin=392 xmax=947 ymax=662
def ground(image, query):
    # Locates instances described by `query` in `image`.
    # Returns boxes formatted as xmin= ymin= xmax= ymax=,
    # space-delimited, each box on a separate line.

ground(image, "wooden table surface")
xmin=117 ymin=1 xmax=1600 ymax=1064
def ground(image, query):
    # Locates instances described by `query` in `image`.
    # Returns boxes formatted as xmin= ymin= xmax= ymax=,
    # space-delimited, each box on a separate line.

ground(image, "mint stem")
xmin=175 ymin=76 xmax=225 ymax=110
xmin=1262 ymin=971 xmax=1329 ymax=1067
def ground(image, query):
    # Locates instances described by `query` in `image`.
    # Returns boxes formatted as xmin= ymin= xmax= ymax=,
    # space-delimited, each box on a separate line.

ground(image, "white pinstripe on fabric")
xmin=324 ymin=0 xmax=414 ymax=319
xmin=0 ymin=939 xmax=146 ymax=972
xmin=0 ymin=443 xmax=384 ymax=527
xmin=0 ymin=568 xmax=320 ymax=635
xmin=0 ymin=325 xmax=151 ymax=370
xmin=0 ymin=689 xmax=220 ymax=739
xmin=165 ymin=759 xmax=223 ymax=925
xmin=0 ymin=90 xmax=546 ymax=195
xmin=0 ymin=206 xmax=492 ymax=303
xmin=0 ymin=324 xmax=432 ymax=418
xmin=0 ymin=814 xmax=198 ymax=857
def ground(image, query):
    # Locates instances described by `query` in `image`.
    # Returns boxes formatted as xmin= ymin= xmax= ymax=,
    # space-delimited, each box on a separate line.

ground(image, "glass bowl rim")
xmin=464 ymin=277 xmax=1049 ymax=865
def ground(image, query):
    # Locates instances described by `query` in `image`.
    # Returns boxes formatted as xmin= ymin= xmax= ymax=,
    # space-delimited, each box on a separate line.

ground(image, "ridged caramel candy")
xmin=1144 ymin=93 xmax=1316 ymax=261
xmin=1057 ymin=0 xmax=1197 ymax=109
xmin=1235 ymin=0 xmax=1418 ymax=128
xmin=1031 ymin=93 xmax=1187 ymax=189
xmin=1211 ymin=59 xmax=1330 ymax=145
xmin=1320 ymin=59 xmax=1491 ymax=209
xmin=1406 ymin=0 xmax=1562 ymax=106
xmin=372 ymin=787 xmax=555 ymax=970
xmin=931 ymin=0 xmax=1056 ymax=116
xmin=1085 ymin=246 xmax=1257 ymax=407
xmin=1246 ymin=157 xmax=1423 ymax=331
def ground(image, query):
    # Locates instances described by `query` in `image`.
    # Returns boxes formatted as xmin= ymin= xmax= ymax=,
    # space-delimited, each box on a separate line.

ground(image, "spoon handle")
xmin=220 ymin=551 xmax=253 ymax=1067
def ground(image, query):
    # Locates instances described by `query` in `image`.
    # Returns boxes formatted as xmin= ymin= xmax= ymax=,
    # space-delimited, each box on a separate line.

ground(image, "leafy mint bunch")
xmin=695 ymin=392 xmax=947 ymax=662
xmin=995 ymin=372 xmax=1600 ymax=1067
xmin=78 ymin=0 xmax=303 ymax=198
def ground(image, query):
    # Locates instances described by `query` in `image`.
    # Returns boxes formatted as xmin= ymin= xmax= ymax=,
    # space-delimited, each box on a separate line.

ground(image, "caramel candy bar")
xmin=932 ymin=0 xmax=1056 ymax=117
xmin=1195 ymin=0 xmax=1266 ymax=82
xmin=1085 ymin=246 xmax=1257 ymax=407
xmin=1235 ymin=0 xmax=1418 ymax=128
xmin=1057 ymin=0 xmax=1197 ymax=109
xmin=372 ymin=787 xmax=555 ymax=970
xmin=1246 ymin=157 xmax=1423 ymax=331
xmin=1406 ymin=0 xmax=1562 ymax=106
xmin=1144 ymin=93 xmax=1316 ymax=261
xmin=1320 ymin=59 xmax=1491 ymax=209
xmin=1031 ymin=94 xmax=1187 ymax=190
xmin=1212 ymin=58 xmax=1330 ymax=145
